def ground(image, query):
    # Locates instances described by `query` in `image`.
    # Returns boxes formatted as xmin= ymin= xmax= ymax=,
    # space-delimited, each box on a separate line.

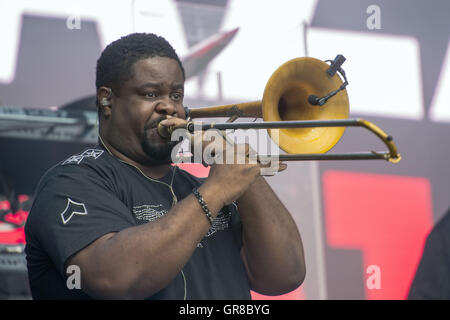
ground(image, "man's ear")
xmin=97 ymin=87 xmax=113 ymax=118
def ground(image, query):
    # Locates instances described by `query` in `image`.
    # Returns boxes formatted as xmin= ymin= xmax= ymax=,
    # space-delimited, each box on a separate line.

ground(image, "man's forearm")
xmin=237 ymin=176 xmax=306 ymax=295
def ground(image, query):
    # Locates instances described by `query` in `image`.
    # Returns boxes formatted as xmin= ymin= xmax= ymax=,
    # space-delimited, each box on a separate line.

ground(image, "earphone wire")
xmin=96 ymin=114 xmax=186 ymax=299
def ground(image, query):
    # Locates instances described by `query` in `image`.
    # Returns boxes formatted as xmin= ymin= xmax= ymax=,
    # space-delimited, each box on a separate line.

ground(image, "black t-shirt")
xmin=24 ymin=145 xmax=251 ymax=300
xmin=408 ymin=208 xmax=450 ymax=300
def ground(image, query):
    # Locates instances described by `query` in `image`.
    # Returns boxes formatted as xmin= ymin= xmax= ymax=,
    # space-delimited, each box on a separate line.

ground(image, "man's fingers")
xmin=159 ymin=115 xmax=187 ymax=127
xmin=278 ymin=162 xmax=288 ymax=172
xmin=186 ymin=132 xmax=288 ymax=175
xmin=257 ymin=159 xmax=288 ymax=176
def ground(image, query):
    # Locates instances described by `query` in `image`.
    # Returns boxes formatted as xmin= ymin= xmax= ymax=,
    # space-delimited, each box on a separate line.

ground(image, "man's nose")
xmin=155 ymin=98 xmax=176 ymax=115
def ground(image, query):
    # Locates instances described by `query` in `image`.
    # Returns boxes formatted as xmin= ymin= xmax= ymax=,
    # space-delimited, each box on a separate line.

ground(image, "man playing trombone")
xmin=24 ymin=33 xmax=305 ymax=299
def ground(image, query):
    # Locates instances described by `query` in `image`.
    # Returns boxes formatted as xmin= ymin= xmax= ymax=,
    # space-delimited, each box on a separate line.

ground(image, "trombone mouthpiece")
xmin=157 ymin=122 xmax=172 ymax=140
xmin=157 ymin=121 xmax=195 ymax=139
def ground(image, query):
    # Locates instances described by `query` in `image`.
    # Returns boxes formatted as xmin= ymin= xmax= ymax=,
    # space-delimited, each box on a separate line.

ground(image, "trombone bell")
xmin=262 ymin=57 xmax=349 ymax=154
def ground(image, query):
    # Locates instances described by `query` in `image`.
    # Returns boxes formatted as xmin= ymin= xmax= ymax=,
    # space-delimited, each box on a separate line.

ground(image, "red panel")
xmin=323 ymin=171 xmax=433 ymax=299
xmin=0 ymin=226 xmax=26 ymax=244
xmin=0 ymin=195 xmax=30 ymax=244
xmin=174 ymin=163 xmax=210 ymax=178
xmin=251 ymin=287 xmax=305 ymax=300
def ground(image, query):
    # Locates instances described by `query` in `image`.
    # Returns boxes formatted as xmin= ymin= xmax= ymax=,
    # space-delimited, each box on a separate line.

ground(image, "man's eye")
xmin=171 ymin=93 xmax=183 ymax=101
xmin=145 ymin=92 xmax=158 ymax=98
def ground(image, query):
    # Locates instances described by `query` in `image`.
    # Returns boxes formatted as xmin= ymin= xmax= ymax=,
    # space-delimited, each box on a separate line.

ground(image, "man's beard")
xmin=141 ymin=128 xmax=179 ymax=164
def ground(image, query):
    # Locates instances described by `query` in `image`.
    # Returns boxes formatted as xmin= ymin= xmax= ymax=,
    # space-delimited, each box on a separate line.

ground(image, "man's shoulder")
xmin=60 ymin=147 xmax=107 ymax=166
xmin=58 ymin=145 xmax=121 ymax=172
xmin=36 ymin=146 xmax=115 ymax=191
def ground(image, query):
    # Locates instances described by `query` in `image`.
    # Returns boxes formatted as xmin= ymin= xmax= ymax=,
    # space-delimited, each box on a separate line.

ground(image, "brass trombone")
xmin=158 ymin=56 xmax=401 ymax=163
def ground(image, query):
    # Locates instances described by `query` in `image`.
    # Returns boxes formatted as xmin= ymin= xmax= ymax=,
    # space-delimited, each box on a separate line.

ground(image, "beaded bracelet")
xmin=192 ymin=188 xmax=214 ymax=225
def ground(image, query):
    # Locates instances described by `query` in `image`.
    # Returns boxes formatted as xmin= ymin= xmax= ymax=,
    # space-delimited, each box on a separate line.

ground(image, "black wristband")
xmin=192 ymin=188 xmax=214 ymax=225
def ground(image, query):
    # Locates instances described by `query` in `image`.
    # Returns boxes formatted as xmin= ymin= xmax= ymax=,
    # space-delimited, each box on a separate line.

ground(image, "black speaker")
xmin=0 ymin=245 xmax=31 ymax=299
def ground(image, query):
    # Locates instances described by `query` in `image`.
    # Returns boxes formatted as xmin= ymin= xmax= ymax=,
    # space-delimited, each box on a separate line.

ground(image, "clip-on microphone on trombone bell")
xmin=308 ymin=54 xmax=348 ymax=106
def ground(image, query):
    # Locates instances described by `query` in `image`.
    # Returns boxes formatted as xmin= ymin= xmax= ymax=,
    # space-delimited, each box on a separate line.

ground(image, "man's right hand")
xmin=203 ymin=140 xmax=261 ymax=206
xmin=159 ymin=116 xmax=285 ymax=206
